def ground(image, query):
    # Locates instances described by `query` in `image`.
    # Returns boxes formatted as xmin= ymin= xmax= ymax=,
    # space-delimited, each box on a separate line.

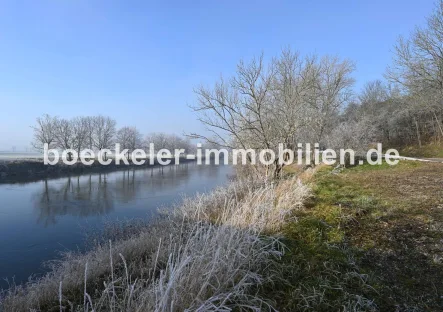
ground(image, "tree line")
xmin=191 ymin=1 xmax=443 ymax=176
xmin=31 ymin=2 xmax=443 ymax=171
xmin=31 ymin=114 xmax=192 ymax=160
xmin=350 ymin=1 xmax=443 ymax=148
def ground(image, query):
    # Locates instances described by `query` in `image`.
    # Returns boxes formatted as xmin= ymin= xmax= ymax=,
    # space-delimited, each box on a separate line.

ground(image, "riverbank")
xmin=0 ymin=163 xmax=232 ymax=291
xmin=2 ymin=161 xmax=442 ymax=311
xmin=0 ymin=172 xmax=312 ymax=311
xmin=0 ymin=157 xmax=198 ymax=183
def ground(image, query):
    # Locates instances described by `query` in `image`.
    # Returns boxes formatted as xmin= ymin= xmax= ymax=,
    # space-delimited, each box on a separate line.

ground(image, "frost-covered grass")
xmin=7 ymin=164 xmax=421 ymax=311
xmin=179 ymin=177 xmax=311 ymax=232
xmin=1 ymin=176 xmax=311 ymax=311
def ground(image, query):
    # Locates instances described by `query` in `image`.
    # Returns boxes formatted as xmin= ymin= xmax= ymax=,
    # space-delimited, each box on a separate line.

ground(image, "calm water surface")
xmin=0 ymin=163 xmax=232 ymax=288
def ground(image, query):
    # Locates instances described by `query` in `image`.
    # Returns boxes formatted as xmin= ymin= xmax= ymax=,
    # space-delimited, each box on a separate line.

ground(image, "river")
xmin=0 ymin=162 xmax=232 ymax=288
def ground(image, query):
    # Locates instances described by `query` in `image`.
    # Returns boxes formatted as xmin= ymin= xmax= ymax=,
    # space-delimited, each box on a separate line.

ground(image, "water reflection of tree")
xmin=114 ymin=169 xmax=142 ymax=203
xmin=34 ymin=173 xmax=114 ymax=226
xmin=33 ymin=164 xmax=225 ymax=227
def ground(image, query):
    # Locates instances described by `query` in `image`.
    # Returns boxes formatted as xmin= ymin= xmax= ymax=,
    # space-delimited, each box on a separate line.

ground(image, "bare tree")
xmin=71 ymin=117 xmax=89 ymax=157
xmin=191 ymin=50 xmax=355 ymax=176
xmin=54 ymin=118 xmax=75 ymax=161
xmin=145 ymin=132 xmax=169 ymax=151
xmin=386 ymin=1 xmax=443 ymax=95
xmin=384 ymin=1 xmax=443 ymax=145
xmin=93 ymin=116 xmax=116 ymax=160
xmin=31 ymin=114 xmax=58 ymax=151
xmin=191 ymin=53 xmax=275 ymax=152
xmin=304 ymin=56 xmax=355 ymax=144
xmin=145 ymin=132 xmax=191 ymax=155
xmin=116 ymin=126 xmax=143 ymax=158
xmin=84 ymin=116 xmax=96 ymax=150
xmin=359 ymin=80 xmax=389 ymax=106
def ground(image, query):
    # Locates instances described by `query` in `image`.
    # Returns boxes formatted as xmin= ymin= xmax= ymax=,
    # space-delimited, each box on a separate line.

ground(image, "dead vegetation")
xmin=2 ymin=161 xmax=442 ymax=311
xmin=0 ymin=176 xmax=311 ymax=311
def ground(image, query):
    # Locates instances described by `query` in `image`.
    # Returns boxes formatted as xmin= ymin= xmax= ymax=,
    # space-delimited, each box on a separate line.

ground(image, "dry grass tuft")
xmin=179 ymin=176 xmax=311 ymax=233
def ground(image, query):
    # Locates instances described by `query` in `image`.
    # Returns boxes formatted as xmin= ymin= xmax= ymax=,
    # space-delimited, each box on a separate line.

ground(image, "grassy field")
xmin=271 ymin=161 xmax=443 ymax=311
xmin=399 ymin=143 xmax=443 ymax=158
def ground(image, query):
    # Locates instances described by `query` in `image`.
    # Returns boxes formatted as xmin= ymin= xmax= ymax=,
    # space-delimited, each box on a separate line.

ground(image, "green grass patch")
xmin=264 ymin=167 xmax=381 ymax=311
xmin=268 ymin=161 xmax=443 ymax=310
xmin=349 ymin=159 xmax=423 ymax=173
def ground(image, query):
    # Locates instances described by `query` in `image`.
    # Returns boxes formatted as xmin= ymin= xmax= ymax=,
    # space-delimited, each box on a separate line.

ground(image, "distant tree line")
xmin=31 ymin=115 xmax=192 ymax=161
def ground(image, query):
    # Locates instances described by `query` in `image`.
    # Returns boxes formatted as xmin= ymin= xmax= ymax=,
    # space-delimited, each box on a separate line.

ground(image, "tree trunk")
xmin=433 ymin=112 xmax=443 ymax=141
xmin=414 ymin=117 xmax=422 ymax=148
xmin=274 ymin=160 xmax=283 ymax=179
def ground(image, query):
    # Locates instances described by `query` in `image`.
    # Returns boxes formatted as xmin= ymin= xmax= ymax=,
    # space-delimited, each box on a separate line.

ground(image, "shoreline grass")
xmin=1 ymin=175 xmax=311 ymax=311
xmin=2 ymin=161 xmax=442 ymax=311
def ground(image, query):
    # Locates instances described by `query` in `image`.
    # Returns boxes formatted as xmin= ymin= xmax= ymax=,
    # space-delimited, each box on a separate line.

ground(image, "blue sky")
xmin=0 ymin=0 xmax=435 ymax=151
